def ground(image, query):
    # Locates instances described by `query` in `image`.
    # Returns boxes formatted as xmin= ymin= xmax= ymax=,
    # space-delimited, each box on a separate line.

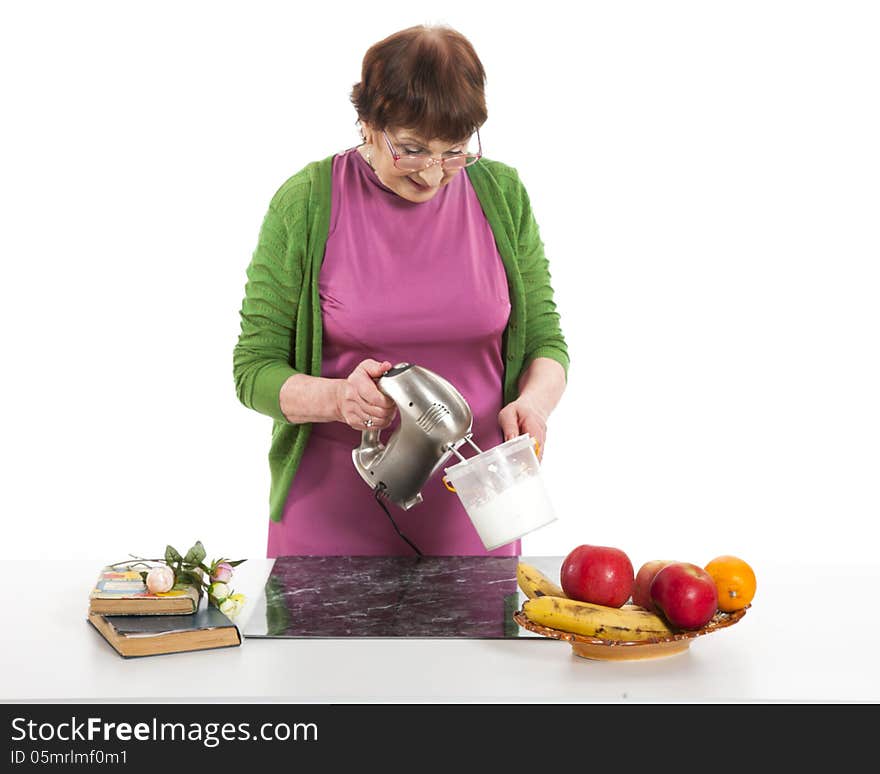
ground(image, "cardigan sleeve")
xmin=232 ymin=183 xmax=307 ymax=423
xmin=513 ymin=172 xmax=570 ymax=380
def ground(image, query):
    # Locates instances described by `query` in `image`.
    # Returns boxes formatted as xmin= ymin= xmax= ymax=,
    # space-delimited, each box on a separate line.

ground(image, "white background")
xmin=2 ymin=1 xmax=877 ymax=570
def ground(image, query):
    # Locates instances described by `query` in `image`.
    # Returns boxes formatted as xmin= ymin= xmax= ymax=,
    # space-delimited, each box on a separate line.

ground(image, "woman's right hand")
xmin=335 ymin=359 xmax=397 ymax=430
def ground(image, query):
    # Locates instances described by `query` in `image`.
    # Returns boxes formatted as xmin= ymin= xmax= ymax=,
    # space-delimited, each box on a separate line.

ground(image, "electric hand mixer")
xmin=352 ymin=363 xmax=557 ymax=552
xmin=352 ymin=363 xmax=482 ymax=510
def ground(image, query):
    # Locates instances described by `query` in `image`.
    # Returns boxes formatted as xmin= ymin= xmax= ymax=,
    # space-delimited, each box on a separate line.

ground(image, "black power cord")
xmin=374 ymin=483 xmax=423 ymax=556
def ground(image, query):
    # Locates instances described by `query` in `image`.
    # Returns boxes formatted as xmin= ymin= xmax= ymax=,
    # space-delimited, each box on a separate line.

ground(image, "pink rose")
xmin=211 ymin=561 xmax=233 ymax=583
xmin=146 ymin=565 xmax=175 ymax=594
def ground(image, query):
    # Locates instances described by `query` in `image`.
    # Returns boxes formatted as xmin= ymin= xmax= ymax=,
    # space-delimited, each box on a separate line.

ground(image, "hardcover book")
xmin=87 ymin=606 xmax=242 ymax=658
xmin=88 ymin=566 xmax=201 ymax=616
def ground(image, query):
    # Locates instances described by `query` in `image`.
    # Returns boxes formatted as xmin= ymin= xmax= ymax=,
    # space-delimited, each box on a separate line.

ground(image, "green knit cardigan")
xmin=233 ymin=154 xmax=570 ymax=523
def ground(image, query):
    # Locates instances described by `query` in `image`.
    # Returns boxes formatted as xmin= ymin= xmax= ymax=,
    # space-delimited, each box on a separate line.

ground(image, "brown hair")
xmin=350 ymin=25 xmax=487 ymax=143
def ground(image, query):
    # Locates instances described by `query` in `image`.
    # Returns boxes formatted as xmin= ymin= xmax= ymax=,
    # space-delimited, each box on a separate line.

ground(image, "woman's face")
xmin=362 ymin=123 xmax=470 ymax=203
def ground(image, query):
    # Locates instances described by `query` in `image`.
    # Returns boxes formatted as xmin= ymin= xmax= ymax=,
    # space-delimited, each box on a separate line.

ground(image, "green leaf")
xmin=183 ymin=540 xmax=206 ymax=567
xmin=228 ymin=559 xmax=247 ymax=567
xmin=176 ymin=570 xmax=204 ymax=589
xmin=165 ymin=545 xmax=182 ymax=565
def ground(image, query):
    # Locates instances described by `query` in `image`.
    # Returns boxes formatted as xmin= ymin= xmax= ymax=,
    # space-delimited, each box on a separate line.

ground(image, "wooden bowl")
xmin=513 ymin=606 xmax=749 ymax=661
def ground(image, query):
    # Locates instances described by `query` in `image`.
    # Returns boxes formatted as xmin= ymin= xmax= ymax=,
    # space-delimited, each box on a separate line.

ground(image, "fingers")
xmin=521 ymin=420 xmax=546 ymax=460
xmin=341 ymin=359 xmax=397 ymax=430
xmin=498 ymin=404 xmax=521 ymax=443
xmin=361 ymin=403 xmax=397 ymax=428
xmin=354 ymin=360 xmax=396 ymax=417
xmin=358 ymin=358 xmax=393 ymax=380
xmin=356 ymin=382 xmax=396 ymax=411
xmin=341 ymin=391 xmax=396 ymax=430
xmin=353 ymin=360 xmax=394 ymax=404
xmin=499 ymin=401 xmax=547 ymax=459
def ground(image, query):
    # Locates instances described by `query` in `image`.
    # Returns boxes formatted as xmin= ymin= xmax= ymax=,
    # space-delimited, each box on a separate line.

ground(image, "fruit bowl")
xmin=513 ymin=605 xmax=749 ymax=661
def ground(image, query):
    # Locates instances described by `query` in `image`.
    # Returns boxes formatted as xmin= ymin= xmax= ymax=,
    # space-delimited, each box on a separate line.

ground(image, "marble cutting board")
xmin=243 ymin=555 xmax=563 ymax=639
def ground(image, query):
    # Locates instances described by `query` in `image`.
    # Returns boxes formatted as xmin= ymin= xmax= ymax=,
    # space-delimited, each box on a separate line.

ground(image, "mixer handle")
xmin=358 ymin=363 xmax=393 ymax=449
xmin=354 ymin=426 xmax=385 ymax=474
xmin=360 ymin=426 xmax=382 ymax=447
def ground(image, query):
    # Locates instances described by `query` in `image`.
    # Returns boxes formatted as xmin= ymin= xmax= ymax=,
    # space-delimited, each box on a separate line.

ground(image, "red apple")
xmin=632 ymin=559 xmax=676 ymax=612
xmin=650 ymin=562 xmax=719 ymax=630
xmin=560 ymin=544 xmax=634 ymax=608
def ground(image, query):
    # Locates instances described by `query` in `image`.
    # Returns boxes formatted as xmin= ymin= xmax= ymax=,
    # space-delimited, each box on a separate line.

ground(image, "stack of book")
xmin=87 ymin=565 xmax=241 ymax=658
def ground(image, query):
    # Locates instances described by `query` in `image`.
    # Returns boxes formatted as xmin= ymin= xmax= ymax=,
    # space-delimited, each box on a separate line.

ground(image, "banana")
xmin=522 ymin=595 xmax=674 ymax=642
xmin=516 ymin=562 xmax=567 ymax=599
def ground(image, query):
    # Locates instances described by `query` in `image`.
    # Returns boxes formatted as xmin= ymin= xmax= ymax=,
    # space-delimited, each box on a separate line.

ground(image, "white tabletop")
xmin=2 ymin=558 xmax=878 ymax=703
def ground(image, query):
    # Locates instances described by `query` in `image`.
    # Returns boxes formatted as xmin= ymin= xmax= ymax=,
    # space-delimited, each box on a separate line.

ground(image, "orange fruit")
xmin=704 ymin=555 xmax=757 ymax=612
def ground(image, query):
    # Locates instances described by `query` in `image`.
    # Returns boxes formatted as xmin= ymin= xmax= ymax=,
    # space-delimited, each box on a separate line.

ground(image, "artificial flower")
xmin=211 ymin=561 xmax=234 ymax=583
xmin=145 ymin=565 xmax=175 ymax=594
xmin=219 ymin=593 xmax=246 ymax=618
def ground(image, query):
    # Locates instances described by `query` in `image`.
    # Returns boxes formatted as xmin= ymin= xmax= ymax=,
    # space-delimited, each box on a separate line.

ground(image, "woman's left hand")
xmin=498 ymin=396 xmax=548 ymax=460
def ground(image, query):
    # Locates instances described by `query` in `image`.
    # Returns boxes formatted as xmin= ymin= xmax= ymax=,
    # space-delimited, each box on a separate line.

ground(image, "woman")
xmin=233 ymin=24 xmax=569 ymax=558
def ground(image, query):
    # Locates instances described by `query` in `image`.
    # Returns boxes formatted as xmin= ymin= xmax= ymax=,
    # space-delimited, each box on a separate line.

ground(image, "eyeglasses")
xmin=382 ymin=128 xmax=482 ymax=171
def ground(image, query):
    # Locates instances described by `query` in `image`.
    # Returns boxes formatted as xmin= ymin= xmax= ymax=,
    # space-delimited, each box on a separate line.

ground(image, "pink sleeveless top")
xmin=267 ymin=147 xmax=516 ymax=557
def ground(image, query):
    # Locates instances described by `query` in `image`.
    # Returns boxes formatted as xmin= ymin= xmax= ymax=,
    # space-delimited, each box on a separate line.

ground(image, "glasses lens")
xmin=396 ymin=156 xmax=428 ymax=171
xmin=445 ymin=155 xmax=481 ymax=169
xmin=395 ymin=155 xmax=480 ymax=171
